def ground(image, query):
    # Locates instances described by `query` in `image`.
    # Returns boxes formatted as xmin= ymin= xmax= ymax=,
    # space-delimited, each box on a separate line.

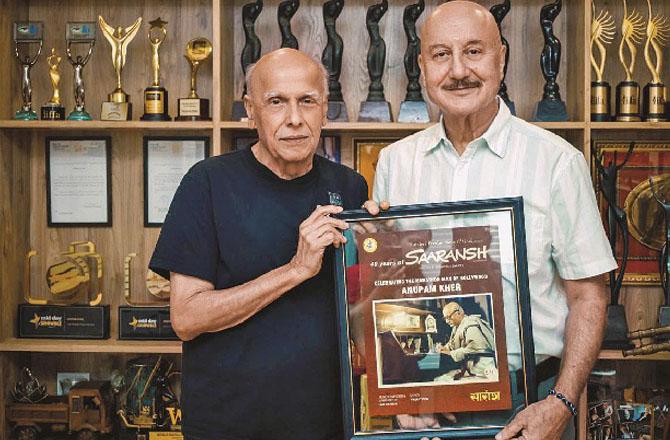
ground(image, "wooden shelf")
xmin=591 ymin=121 xmax=670 ymax=130
xmin=219 ymin=121 xmax=586 ymax=131
xmin=0 ymin=120 xmax=214 ymax=130
xmin=0 ymin=338 xmax=182 ymax=354
xmin=598 ymin=349 xmax=670 ymax=361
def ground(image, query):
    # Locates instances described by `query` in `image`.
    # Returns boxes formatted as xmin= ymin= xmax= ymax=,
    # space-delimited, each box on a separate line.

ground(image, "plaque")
xmin=322 ymin=0 xmax=348 ymax=121
xmin=41 ymin=48 xmax=65 ymax=120
xmin=641 ymin=0 xmax=669 ymax=122
xmin=590 ymin=4 xmax=615 ymax=122
xmin=65 ymin=22 xmax=96 ymax=121
xmin=615 ymin=0 xmax=645 ymax=122
xmin=233 ymin=0 xmax=263 ymax=121
xmin=398 ymin=0 xmax=429 ymax=123
xmin=46 ymin=137 xmax=112 ymax=226
xmin=177 ymin=38 xmax=212 ymax=121
xmin=141 ymin=18 xmax=171 ymax=121
xmin=13 ymin=22 xmax=43 ymax=121
xmin=19 ymin=241 xmax=110 ymax=339
xmin=144 ymin=136 xmax=209 ymax=226
xmin=335 ymin=198 xmax=537 ymax=438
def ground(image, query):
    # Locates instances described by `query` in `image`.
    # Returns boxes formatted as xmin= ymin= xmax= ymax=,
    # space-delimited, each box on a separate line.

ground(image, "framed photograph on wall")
xmin=334 ymin=197 xmax=537 ymax=439
xmin=46 ymin=137 xmax=112 ymax=227
xmin=144 ymin=136 xmax=210 ymax=227
xmin=354 ymin=138 xmax=398 ymax=199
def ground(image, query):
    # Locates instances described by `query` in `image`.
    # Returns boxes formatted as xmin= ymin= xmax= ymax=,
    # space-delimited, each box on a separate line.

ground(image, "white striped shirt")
xmin=372 ymin=100 xmax=617 ymax=359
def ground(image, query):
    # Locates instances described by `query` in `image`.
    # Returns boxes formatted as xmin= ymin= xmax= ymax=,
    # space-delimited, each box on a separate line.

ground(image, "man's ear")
xmin=499 ymin=44 xmax=506 ymax=78
xmin=321 ymin=97 xmax=329 ymax=126
xmin=243 ymin=95 xmax=255 ymax=128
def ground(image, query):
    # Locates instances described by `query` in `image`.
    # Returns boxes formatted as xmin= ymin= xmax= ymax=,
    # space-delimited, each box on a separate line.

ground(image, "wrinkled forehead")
xmin=252 ymin=62 xmax=324 ymax=98
xmin=421 ymin=8 xmax=500 ymax=50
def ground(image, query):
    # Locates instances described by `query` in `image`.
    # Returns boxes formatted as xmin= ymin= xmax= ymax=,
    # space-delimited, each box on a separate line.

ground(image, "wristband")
xmin=548 ymin=388 xmax=577 ymax=416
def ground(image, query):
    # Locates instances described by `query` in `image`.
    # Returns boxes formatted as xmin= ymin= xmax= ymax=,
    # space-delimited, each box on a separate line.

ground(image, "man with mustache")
xmin=150 ymin=48 xmax=367 ymax=440
xmin=366 ymin=2 xmax=616 ymax=440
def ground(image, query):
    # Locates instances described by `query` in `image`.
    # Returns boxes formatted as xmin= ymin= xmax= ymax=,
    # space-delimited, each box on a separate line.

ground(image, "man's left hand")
xmin=495 ymin=397 xmax=571 ymax=440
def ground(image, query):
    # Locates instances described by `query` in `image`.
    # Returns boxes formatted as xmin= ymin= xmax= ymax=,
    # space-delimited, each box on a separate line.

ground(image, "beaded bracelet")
xmin=548 ymin=388 xmax=577 ymax=416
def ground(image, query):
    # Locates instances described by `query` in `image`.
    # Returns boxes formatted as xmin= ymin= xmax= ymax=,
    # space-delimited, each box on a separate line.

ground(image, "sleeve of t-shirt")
xmin=550 ymin=153 xmax=618 ymax=280
xmin=372 ymin=147 xmax=389 ymax=203
xmin=149 ymin=162 xmax=219 ymax=284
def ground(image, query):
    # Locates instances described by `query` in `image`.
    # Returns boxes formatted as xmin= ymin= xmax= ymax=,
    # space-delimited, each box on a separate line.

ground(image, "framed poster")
xmin=232 ymin=133 xmax=341 ymax=163
xmin=335 ymin=197 xmax=536 ymax=439
xmin=591 ymin=140 xmax=670 ymax=284
xmin=354 ymin=138 xmax=398 ymax=199
xmin=144 ymin=136 xmax=210 ymax=226
xmin=46 ymin=137 xmax=112 ymax=227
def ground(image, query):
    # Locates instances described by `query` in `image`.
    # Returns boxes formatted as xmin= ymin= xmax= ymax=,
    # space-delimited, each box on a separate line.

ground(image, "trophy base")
xmin=18 ymin=304 xmax=110 ymax=339
xmin=398 ymin=101 xmax=430 ymax=123
xmin=532 ymin=98 xmax=568 ymax=122
xmin=615 ymin=81 xmax=641 ymax=122
xmin=358 ymin=101 xmax=393 ymax=122
xmin=66 ymin=110 xmax=93 ymax=121
xmin=602 ymin=304 xmax=632 ymax=349
xmin=118 ymin=306 xmax=178 ymax=340
xmin=101 ymin=101 xmax=132 ymax=121
xmin=591 ymin=81 xmax=611 ymax=122
xmin=642 ymin=83 xmax=667 ymax=122
xmin=14 ymin=109 xmax=38 ymax=120
xmin=41 ymin=104 xmax=65 ymax=120
xmin=658 ymin=306 xmax=670 ymax=341
xmin=141 ymin=86 xmax=171 ymax=121
xmin=327 ymin=101 xmax=349 ymax=122
xmin=231 ymin=100 xmax=248 ymax=121
xmin=176 ymin=98 xmax=211 ymax=121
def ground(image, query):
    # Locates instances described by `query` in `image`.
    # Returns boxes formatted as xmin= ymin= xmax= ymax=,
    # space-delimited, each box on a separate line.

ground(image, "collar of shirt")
xmin=423 ymin=97 xmax=512 ymax=160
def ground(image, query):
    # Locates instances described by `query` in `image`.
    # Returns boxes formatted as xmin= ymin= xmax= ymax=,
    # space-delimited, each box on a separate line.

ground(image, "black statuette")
xmin=365 ymin=0 xmax=388 ymax=102
xmin=403 ymin=0 xmax=424 ymax=102
xmin=278 ymin=0 xmax=299 ymax=50
xmin=322 ymin=0 xmax=345 ymax=102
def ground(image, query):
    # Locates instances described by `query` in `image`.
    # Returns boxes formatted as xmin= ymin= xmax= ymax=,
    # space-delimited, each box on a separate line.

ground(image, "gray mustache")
xmin=443 ymin=80 xmax=482 ymax=90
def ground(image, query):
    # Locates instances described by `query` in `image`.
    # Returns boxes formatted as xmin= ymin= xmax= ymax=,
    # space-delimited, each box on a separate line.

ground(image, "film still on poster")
xmin=335 ymin=198 xmax=536 ymax=439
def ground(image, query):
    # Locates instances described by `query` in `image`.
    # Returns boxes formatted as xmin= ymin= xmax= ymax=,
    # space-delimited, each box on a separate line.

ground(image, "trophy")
xmin=322 ymin=0 xmax=348 ymax=121
xmin=98 ymin=16 xmax=142 ymax=121
xmin=398 ymin=0 xmax=429 ymax=123
xmin=141 ymin=18 xmax=171 ymax=121
xmin=358 ymin=0 xmax=392 ymax=122
xmin=490 ymin=0 xmax=516 ymax=115
xmin=233 ymin=0 xmax=263 ymax=121
xmin=278 ymin=0 xmax=299 ymax=49
xmin=533 ymin=0 xmax=568 ymax=122
xmin=65 ymin=22 xmax=96 ymax=121
xmin=176 ymin=37 xmax=212 ymax=121
xmin=594 ymin=143 xmax=635 ymax=349
xmin=13 ymin=22 xmax=43 ymax=121
xmin=590 ymin=4 xmax=616 ymax=122
xmin=118 ymin=253 xmax=178 ymax=340
xmin=648 ymin=177 xmax=670 ymax=337
xmin=616 ymin=0 xmax=645 ymax=121
xmin=41 ymin=48 xmax=65 ymax=120
xmin=18 ymin=241 xmax=109 ymax=339
xmin=641 ymin=0 xmax=669 ymax=122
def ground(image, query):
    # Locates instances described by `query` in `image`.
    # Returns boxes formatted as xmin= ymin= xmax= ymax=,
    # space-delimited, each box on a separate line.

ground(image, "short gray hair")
xmin=245 ymin=57 xmax=330 ymax=99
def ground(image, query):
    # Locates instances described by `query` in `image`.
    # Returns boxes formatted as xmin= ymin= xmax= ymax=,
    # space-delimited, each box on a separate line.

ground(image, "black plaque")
xmin=18 ymin=304 xmax=109 ymax=339
xmin=118 ymin=307 xmax=178 ymax=340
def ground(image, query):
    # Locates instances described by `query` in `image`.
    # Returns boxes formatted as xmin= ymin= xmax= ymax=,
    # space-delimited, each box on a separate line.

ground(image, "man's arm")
xmin=170 ymin=205 xmax=348 ymax=341
xmin=496 ymin=275 xmax=608 ymax=440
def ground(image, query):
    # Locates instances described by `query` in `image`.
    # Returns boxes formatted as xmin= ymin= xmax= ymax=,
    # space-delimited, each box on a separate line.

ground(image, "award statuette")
xmin=358 ymin=0 xmax=392 ymax=122
xmin=141 ymin=18 xmax=171 ymax=121
xmin=65 ymin=22 xmax=95 ymax=121
xmin=490 ymin=0 xmax=515 ymax=115
xmin=642 ymin=0 xmax=669 ymax=122
xmin=12 ymin=22 xmax=43 ymax=121
xmin=398 ymin=0 xmax=429 ymax=123
xmin=118 ymin=253 xmax=177 ymax=340
xmin=98 ymin=16 xmax=142 ymax=121
xmin=41 ymin=49 xmax=65 ymax=120
xmin=233 ymin=0 xmax=263 ymax=121
xmin=322 ymin=0 xmax=348 ymax=122
xmin=176 ymin=38 xmax=212 ymax=121
xmin=18 ymin=241 xmax=110 ymax=339
xmin=533 ymin=0 xmax=568 ymax=122
xmin=278 ymin=0 xmax=299 ymax=49
xmin=590 ymin=4 xmax=616 ymax=121
xmin=616 ymin=0 xmax=645 ymax=121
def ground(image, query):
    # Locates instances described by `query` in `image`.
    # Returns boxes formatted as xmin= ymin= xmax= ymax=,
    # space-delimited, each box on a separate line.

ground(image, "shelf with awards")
xmin=0 ymin=120 xmax=214 ymax=130
xmin=0 ymin=338 xmax=182 ymax=354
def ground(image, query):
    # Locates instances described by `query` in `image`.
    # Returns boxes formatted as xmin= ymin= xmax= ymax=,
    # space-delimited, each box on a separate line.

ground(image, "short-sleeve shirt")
xmin=373 ymin=100 xmax=617 ymax=360
xmin=150 ymin=147 xmax=368 ymax=440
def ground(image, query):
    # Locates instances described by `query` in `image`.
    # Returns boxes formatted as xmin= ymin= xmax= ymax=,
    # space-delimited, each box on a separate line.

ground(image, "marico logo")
xmin=30 ymin=313 xmax=63 ymax=328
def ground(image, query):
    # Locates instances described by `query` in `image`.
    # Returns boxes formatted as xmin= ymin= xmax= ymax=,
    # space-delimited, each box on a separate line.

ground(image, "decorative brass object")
xmin=124 ymin=253 xmax=170 ymax=306
xmin=176 ymin=37 xmax=212 ymax=121
xmin=141 ymin=17 xmax=171 ymax=121
xmin=590 ymin=3 xmax=615 ymax=121
xmin=624 ymin=325 xmax=670 ymax=356
xmin=641 ymin=0 xmax=670 ymax=121
xmin=616 ymin=0 xmax=645 ymax=121
xmin=41 ymin=48 xmax=66 ymax=120
xmin=624 ymin=174 xmax=670 ymax=250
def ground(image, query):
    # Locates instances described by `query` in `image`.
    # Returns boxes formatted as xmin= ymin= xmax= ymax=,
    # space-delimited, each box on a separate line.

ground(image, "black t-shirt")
xmin=150 ymin=147 xmax=367 ymax=440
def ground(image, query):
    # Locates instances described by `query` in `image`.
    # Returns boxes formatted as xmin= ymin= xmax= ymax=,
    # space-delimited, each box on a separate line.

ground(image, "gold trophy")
xmin=642 ymin=0 xmax=669 ymax=121
xmin=19 ymin=241 xmax=109 ymax=339
xmin=616 ymin=0 xmax=645 ymax=121
xmin=119 ymin=253 xmax=177 ymax=340
xmin=141 ymin=18 xmax=171 ymax=121
xmin=98 ymin=16 xmax=142 ymax=121
xmin=590 ymin=4 xmax=616 ymax=121
xmin=41 ymin=48 xmax=66 ymax=120
xmin=176 ymin=37 xmax=212 ymax=121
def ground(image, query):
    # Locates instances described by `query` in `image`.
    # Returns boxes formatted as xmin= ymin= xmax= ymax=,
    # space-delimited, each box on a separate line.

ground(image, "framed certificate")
xmin=144 ymin=136 xmax=210 ymax=226
xmin=335 ymin=197 xmax=537 ymax=439
xmin=46 ymin=137 xmax=112 ymax=227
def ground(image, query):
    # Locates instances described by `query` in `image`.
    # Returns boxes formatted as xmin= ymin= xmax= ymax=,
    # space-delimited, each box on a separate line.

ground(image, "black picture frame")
xmin=46 ymin=136 xmax=112 ymax=227
xmin=334 ymin=197 xmax=537 ymax=439
xmin=143 ymin=136 xmax=210 ymax=227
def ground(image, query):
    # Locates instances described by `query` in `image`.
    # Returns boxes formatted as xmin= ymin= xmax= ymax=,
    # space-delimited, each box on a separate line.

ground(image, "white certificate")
xmin=145 ymin=138 xmax=207 ymax=225
xmin=48 ymin=138 xmax=111 ymax=225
